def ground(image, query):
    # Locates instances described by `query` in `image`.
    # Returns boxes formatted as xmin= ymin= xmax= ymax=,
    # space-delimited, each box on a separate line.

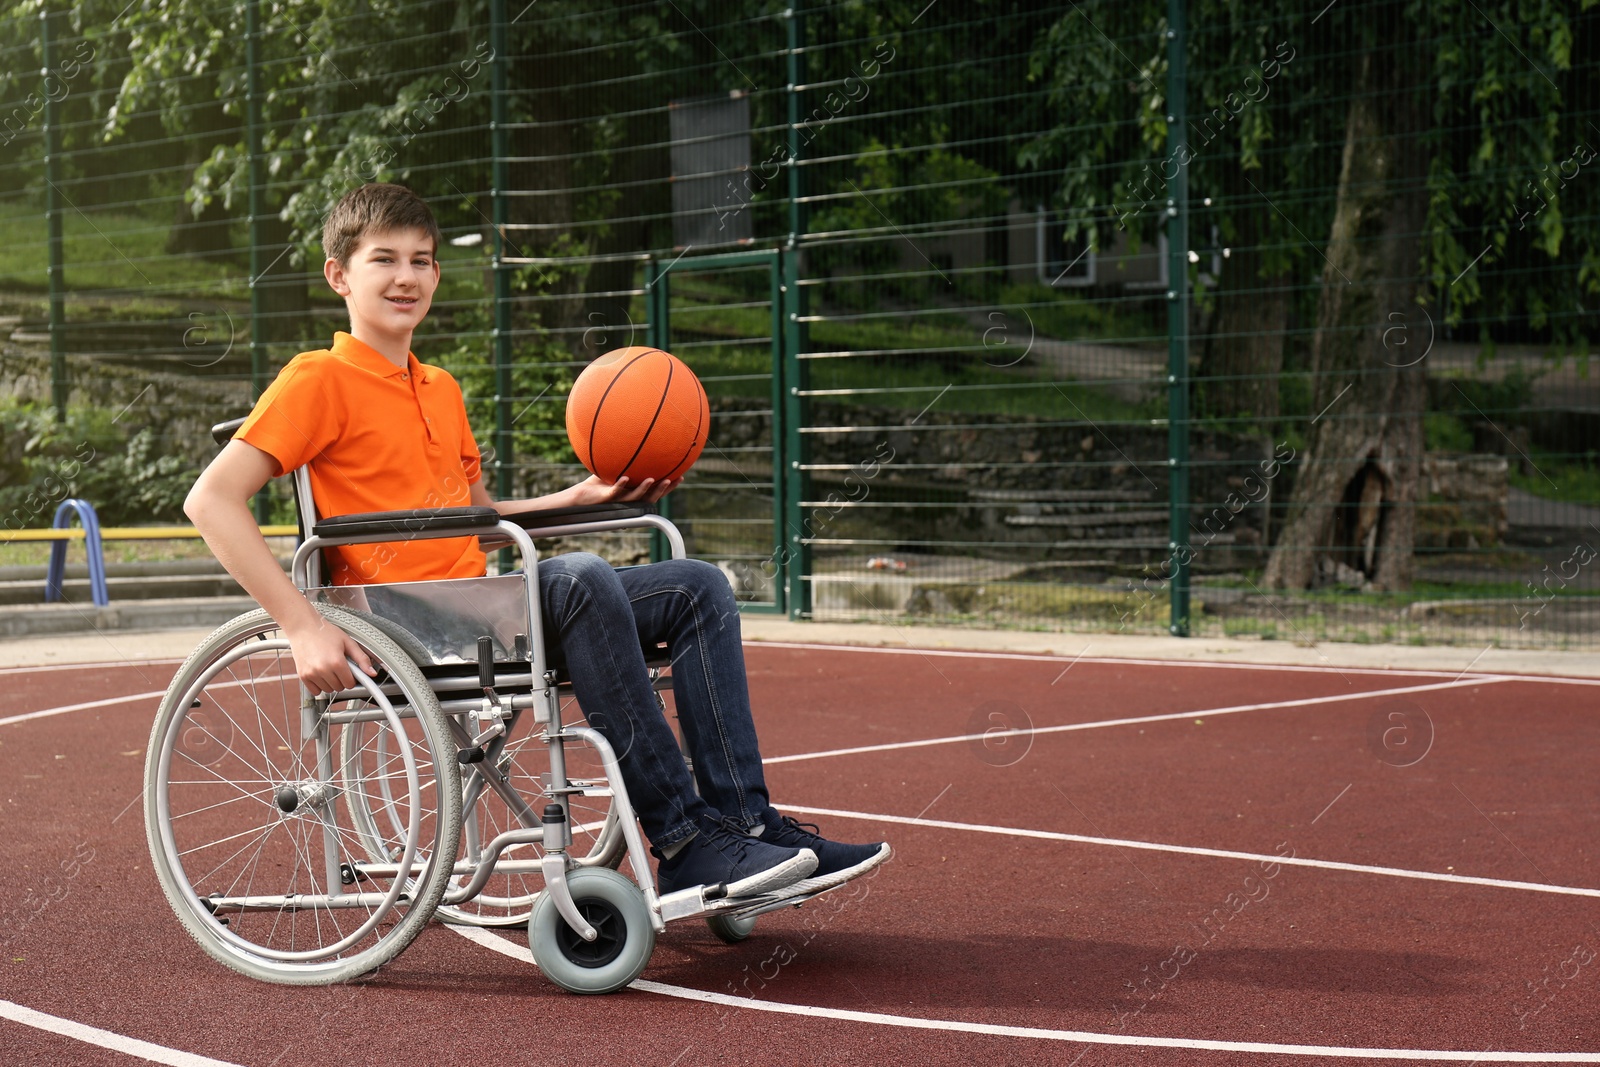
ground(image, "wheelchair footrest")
xmin=659 ymin=872 xmax=876 ymax=924
xmin=708 ymin=879 xmax=863 ymax=922
xmin=657 ymin=883 xmax=729 ymax=923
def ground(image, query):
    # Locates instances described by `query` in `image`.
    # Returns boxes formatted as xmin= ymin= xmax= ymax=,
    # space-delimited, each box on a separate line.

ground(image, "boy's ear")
xmin=324 ymin=256 xmax=350 ymax=296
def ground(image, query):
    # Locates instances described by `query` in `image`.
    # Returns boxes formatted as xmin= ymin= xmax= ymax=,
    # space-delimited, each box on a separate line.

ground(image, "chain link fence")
xmin=1 ymin=0 xmax=1595 ymax=647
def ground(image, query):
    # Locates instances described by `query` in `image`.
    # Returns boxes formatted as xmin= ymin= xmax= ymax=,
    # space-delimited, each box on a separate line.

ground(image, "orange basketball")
xmin=565 ymin=346 xmax=710 ymax=484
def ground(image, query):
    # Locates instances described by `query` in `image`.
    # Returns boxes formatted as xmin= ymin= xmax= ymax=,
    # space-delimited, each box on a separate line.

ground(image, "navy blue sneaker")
xmin=754 ymin=811 xmax=891 ymax=896
xmin=654 ymin=814 xmax=817 ymax=899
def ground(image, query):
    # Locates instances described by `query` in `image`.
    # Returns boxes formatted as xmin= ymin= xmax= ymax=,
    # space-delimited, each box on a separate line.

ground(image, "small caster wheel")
xmin=528 ymin=867 xmax=655 ymax=994
xmin=706 ymin=912 xmax=757 ymax=944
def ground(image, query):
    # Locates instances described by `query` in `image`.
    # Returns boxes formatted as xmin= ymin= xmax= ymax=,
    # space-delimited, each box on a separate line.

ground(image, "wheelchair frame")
xmin=143 ymin=423 xmax=811 ymax=992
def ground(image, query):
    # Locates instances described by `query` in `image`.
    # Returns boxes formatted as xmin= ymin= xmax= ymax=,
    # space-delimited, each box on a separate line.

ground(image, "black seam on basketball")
xmin=587 ymin=349 xmax=655 ymax=476
xmin=617 ymin=354 xmax=673 ymax=481
xmin=664 ymin=379 xmax=706 ymax=480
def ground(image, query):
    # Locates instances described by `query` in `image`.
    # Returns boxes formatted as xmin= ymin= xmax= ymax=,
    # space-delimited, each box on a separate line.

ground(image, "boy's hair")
xmin=322 ymin=183 xmax=442 ymax=267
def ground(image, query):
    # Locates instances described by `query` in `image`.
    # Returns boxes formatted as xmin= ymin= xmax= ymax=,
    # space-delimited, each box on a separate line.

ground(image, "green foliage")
xmin=1437 ymin=366 xmax=1538 ymax=417
xmin=1509 ymin=450 xmax=1600 ymax=503
xmin=1424 ymin=412 xmax=1474 ymax=452
xmin=809 ymin=138 xmax=1008 ymax=305
xmin=0 ymin=397 xmax=192 ymax=529
xmin=1022 ymin=5 xmax=1313 ymax=264
xmin=1023 ymin=1 xmax=1600 ymax=344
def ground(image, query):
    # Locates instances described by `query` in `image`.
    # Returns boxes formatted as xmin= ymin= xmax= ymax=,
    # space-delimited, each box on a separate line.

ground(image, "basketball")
xmin=565 ymin=346 xmax=710 ymax=484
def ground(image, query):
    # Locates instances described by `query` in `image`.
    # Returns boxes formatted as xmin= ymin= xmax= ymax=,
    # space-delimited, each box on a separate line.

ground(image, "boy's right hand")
xmin=286 ymin=618 xmax=377 ymax=696
xmin=568 ymin=474 xmax=680 ymax=507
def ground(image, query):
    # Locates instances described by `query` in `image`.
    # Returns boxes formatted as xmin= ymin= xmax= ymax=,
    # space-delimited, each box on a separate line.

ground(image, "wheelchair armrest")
xmin=211 ymin=416 xmax=249 ymax=445
xmin=312 ymin=506 xmax=502 ymax=539
xmin=501 ymin=502 xmax=651 ymax=531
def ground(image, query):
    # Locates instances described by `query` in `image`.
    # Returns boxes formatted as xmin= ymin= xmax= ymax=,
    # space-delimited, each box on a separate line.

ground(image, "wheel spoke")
xmin=191 ymin=820 xmax=279 ymax=888
xmin=149 ymin=610 xmax=462 ymax=978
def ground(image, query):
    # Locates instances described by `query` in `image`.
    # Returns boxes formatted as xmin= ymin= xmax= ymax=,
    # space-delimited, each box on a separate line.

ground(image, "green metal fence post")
xmin=245 ymin=0 xmax=269 ymax=521
xmin=41 ymin=9 xmax=66 ymax=419
xmin=489 ymin=0 xmax=513 ymax=506
xmin=488 ymin=0 xmax=515 ymax=573
xmin=782 ymin=0 xmax=810 ymax=620
xmin=645 ymin=258 xmax=668 ymax=564
xmin=768 ymin=256 xmax=787 ymax=614
xmin=1165 ymin=0 xmax=1191 ymax=637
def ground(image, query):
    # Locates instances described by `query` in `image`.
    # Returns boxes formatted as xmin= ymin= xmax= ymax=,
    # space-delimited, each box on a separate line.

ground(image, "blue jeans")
xmin=535 ymin=553 xmax=770 ymax=848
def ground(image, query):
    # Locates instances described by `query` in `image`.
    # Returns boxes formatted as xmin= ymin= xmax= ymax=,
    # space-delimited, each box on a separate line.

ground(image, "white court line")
xmin=0 ymin=688 xmax=168 ymax=727
xmin=748 ymin=640 xmax=1600 ymax=686
xmin=0 ymin=672 xmax=296 ymax=728
xmin=0 ymin=999 xmax=246 ymax=1067
xmin=4 ymin=640 xmax=1590 ymax=726
xmin=763 ymin=676 xmax=1509 ymax=766
xmin=750 ymin=641 xmax=1470 ymax=677
xmin=784 ymin=804 xmax=1600 ymax=900
xmin=449 ymin=927 xmax=1598 ymax=1061
xmin=0 ymin=658 xmax=185 ymax=677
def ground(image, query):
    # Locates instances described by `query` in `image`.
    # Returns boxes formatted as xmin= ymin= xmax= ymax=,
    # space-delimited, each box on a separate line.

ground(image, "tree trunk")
xmin=165 ymin=179 xmax=237 ymax=260
xmin=1198 ymin=209 xmax=1286 ymax=430
xmin=1261 ymin=42 xmax=1429 ymax=592
xmin=166 ymin=99 xmax=239 ymax=260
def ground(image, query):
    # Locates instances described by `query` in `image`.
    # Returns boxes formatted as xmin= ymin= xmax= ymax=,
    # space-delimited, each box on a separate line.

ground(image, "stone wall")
xmin=1418 ymin=454 xmax=1509 ymax=549
xmin=0 ymin=349 xmax=1511 ymax=570
xmin=0 ymin=343 xmax=249 ymax=472
xmin=700 ymin=398 xmax=1512 ymax=571
xmin=705 ymin=397 xmax=1285 ymax=571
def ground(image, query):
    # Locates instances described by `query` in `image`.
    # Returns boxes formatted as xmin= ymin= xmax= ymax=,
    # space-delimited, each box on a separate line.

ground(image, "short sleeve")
xmin=236 ymin=356 xmax=344 ymax=478
xmin=445 ymin=373 xmax=482 ymax=485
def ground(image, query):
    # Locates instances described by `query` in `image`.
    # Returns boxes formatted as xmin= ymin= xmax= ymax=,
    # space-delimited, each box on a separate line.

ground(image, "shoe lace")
xmin=711 ymin=816 xmax=770 ymax=861
xmin=776 ymin=815 xmax=823 ymax=843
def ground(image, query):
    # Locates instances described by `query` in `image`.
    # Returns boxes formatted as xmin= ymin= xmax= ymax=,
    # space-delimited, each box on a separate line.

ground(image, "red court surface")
xmin=2 ymin=641 xmax=1598 ymax=1065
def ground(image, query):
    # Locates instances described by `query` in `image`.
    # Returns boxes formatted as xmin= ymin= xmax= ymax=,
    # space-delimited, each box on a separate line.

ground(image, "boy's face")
xmin=324 ymin=227 xmax=440 ymax=344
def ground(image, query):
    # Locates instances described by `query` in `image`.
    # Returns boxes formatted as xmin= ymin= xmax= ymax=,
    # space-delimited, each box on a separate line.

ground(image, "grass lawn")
xmin=1509 ymin=451 xmax=1600 ymax=506
xmin=0 ymin=198 xmax=494 ymax=307
xmin=0 ymin=199 xmax=249 ymax=298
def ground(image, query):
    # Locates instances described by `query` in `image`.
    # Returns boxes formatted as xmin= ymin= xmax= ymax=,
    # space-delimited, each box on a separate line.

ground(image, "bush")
xmin=0 ymin=398 xmax=193 ymax=530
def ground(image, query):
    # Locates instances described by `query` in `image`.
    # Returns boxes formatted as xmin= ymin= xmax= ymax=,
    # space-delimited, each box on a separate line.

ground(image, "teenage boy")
xmin=185 ymin=182 xmax=889 ymax=902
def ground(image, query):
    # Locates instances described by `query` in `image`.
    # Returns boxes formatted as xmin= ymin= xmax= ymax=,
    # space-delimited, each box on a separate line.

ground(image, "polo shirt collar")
xmin=332 ymin=331 xmax=429 ymax=381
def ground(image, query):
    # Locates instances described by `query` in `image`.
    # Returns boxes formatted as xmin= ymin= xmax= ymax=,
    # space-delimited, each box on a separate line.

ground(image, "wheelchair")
xmin=142 ymin=418 xmax=810 ymax=992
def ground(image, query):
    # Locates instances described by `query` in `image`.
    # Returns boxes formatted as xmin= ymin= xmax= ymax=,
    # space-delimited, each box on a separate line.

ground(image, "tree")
xmin=1263 ymin=0 xmax=1586 ymax=591
xmin=1023 ymin=4 xmax=1323 ymax=433
xmin=1024 ymin=0 xmax=1597 ymax=591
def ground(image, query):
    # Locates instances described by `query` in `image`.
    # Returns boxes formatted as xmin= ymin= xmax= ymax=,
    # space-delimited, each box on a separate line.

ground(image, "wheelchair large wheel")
xmin=145 ymin=607 xmax=461 ymax=985
xmin=527 ymin=867 xmax=655 ymax=994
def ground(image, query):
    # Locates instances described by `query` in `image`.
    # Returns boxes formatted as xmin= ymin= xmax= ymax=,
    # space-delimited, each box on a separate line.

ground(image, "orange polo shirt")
xmin=237 ymin=332 xmax=488 ymax=585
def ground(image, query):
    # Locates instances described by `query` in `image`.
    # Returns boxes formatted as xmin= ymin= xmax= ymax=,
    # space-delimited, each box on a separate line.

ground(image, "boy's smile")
xmin=324 ymin=226 xmax=439 ymax=367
